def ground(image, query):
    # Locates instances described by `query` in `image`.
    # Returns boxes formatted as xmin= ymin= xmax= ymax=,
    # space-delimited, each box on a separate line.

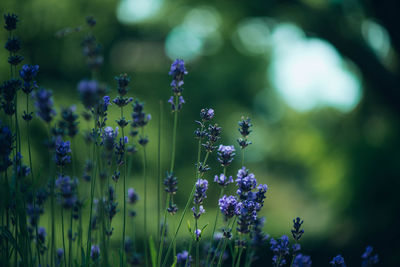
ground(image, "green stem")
xmin=142 ymin=128 xmax=148 ymax=267
xmin=156 ymin=194 xmax=170 ymax=267
xmin=234 ymin=247 xmax=244 ymax=267
xmin=61 ymin=208 xmax=67 ymax=267
xmin=184 ymin=237 xmax=193 ymax=267
xmin=157 ymin=101 xmax=162 ymax=245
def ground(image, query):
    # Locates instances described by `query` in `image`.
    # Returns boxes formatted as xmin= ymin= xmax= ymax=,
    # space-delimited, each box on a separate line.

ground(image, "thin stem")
xmin=61 ymin=208 xmax=67 ymax=267
xmin=157 ymin=100 xmax=162 ymax=245
xmin=184 ymin=237 xmax=193 ymax=267
xmin=235 ymin=247 xmax=244 ymax=267
xmin=156 ymin=194 xmax=170 ymax=267
xmin=170 ymin=96 xmax=179 ymax=173
xmin=68 ymin=209 xmax=73 ymax=267
xmin=120 ymin=106 xmax=128 ymax=267
xmin=142 ymin=128 xmax=148 ymax=267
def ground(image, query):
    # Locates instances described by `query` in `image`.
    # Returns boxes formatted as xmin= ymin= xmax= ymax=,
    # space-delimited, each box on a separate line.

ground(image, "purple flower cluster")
xmin=55 ymin=175 xmax=78 ymax=209
xmin=194 ymin=179 xmax=208 ymax=205
xmin=361 ymin=246 xmax=379 ymax=267
xmin=32 ymin=88 xmax=56 ymax=123
xmin=291 ymin=217 xmax=304 ymax=242
xmin=217 ymin=145 xmax=236 ymax=167
xmin=168 ymin=59 xmax=188 ymax=111
xmin=61 ymin=105 xmax=79 ymax=137
xmin=102 ymin=126 xmax=118 ymax=152
xmin=202 ymin=123 xmax=222 ymax=153
xmin=293 ymin=254 xmax=312 ymax=267
xmin=236 ymin=200 xmax=259 ymax=234
xmin=113 ymin=73 xmax=133 ymax=109
xmin=177 ymin=250 xmax=192 ymax=267
xmin=105 ymin=186 xmax=118 ymax=222
xmin=214 ymin=173 xmax=233 ymax=187
xmin=164 ymin=171 xmax=178 ymax=215
xmin=19 ymin=64 xmax=39 ymax=94
xmin=4 ymin=13 xmax=18 ymax=31
xmin=237 ymin=116 xmax=252 ymax=149
xmin=0 ymin=120 xmax=13 ymax=172
xmin=0 ymin=78 xmax=21 ymax=115
xmin=200 ymin=108 xmax=214 ymax=121
xmin=131 ymin=100 xmax=151 ymax=128
xmin=330 ymin=255 xmax=346 ymax=267
xmin=235 ymin=167 xmax=257 ymax=200
xmin=77 ymin=79 xmax=100 ymax=109
xmin=270 ymin=235 xmax=290 ymax=266
xmin=54 ymin=137 xmax=71 ymax=167
xmin=218 ymin=195 xmax=238 ymax=219
xmin=90 ymin=244 xmax=100 ymax=260
xmin=127 ymin=188 xmax=138 ymax=204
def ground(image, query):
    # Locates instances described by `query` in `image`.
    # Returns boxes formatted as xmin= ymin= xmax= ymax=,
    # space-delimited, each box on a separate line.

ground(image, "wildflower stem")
xmin=162 ymin=151 xmax=210 ymax=267
xmin=157 ymin=193 xmax=170 ymax=267
xmin=120 ymin=106 xmax=127 ymax=267
xmin=170 ymin=96 xmax=179 ymax=173
xmin=184 ymin=236 xmax=193 ymax=267
xmin=69 ymin=209 xmax=73 ymax=267
xmin=157 ymin=100 xmax=162 ymax=245
xmin=61 ymin=208 xmax=67 ymax=267
xmin=216 ymin=218 xmax=236 ymax=267
xmin=141 ymin=127 xmax=149 ymax=267
xmin=235 ymin=247 xmax=244 ymax=267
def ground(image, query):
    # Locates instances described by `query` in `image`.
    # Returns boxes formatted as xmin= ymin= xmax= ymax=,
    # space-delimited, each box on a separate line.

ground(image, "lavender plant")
xmin=0 ymin=12 xmax=382 ymax=267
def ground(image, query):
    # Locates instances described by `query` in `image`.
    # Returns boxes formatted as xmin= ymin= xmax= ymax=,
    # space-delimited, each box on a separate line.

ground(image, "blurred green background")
xmin=1 ymin=0 xmax=400 ymax=265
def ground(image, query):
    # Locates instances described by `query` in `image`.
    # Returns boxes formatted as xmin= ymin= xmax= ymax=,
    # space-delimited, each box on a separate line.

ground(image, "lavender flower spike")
xmin=218 ymin=195 xmax=238 ymax=219
xmin=32 ymin=88 xmax=56 ymax=123
xmin=293 ymin=254 xmax=312 ymax=267
xmin=217 ymin=145 xmax=236 ymax=167
xmin=127 ymin=188 xmax=138 ymax=204
xmin=214 ymin=173 xmax=233 ymax=187
xmin=270 ymin=235 xmax=290 ymax=266
xmin=177 ymin=250 xmax=192 ymax=267
xmin=55 ymin=137 xmax=71 ymax=167
xmin=90 ymin=244 xmax=100 ymax=260
xmin=235 ymin=167 xmax=257 ymax=200
xmin=193 ymin=179 xmax=208 ymax=205
xmin=330 ymin=255 xmax=346 ymax=267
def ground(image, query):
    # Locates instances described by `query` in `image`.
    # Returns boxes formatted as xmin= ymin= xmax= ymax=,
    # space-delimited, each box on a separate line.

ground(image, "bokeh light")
xmin=117 ymin=0 xmax=163 ymax=24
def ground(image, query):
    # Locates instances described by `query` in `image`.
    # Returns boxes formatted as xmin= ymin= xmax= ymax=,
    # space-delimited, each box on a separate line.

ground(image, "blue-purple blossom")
xmin=77 ymin=79 xmax=100 ymax=109
xmin=54 ymin=137 xmax=71 ymax=167
xmin=194 ymin=229 xmax=202 ymax=241
xmin=56 ymin=248 xmax=64 ymax=266
xmin=192 ymin=205 xmax=205 ymax=219
xmin=177 ymin=250 xmax=192 ymax=267
xmin=4 ymin=13 xmax=18 ymax=31
xmin=1 ymin=78 xmax=20 ymax=115
xmin=214 ymin=173 xmax=233 ymax=187
xmin=218 ymin=195 xmax=238 ymax=219
xmin=0 ymin=121 xmax=13 ymax=172
xmin=115 ymin=73 xmax=130 ymax=96
xmin=217 ymin=145 xmax=236 ymax=167
xmin=255 ymin=184 xmax=268 ymax=209
xmin=90 ymin=244 xmax=100 ymax=260
xmin=330 ymin=255 xmax=346 ymax=267
xmin=361 ymin=246 xmax=379 ymax=267
xmin=270 ymin=235 xmax=290 ymax=266
xmin=131 ymin=100 xmax=151 ymax=128
xmin=115 ymin=136 xmax=128 ymax=165
xmin=128 ymin=188 xmax=138 ymax=204
xmin=200 ymin=108 xmax=214 ymax=121
xmin=291 ymin=217 xmax=304 ymax=242
xmin=5 ymin=37 xmax=21 ymax=52
xmin=102 ymin=126 xmax=118 ymax=151
xmin=164 ymin=172 xmax=178 ymax=194
xmin=168 ymin=96 xmax=185 ymax=111
xmin=236 ymin=200 xmax=259 ymax=234
xmin=169 ymin=59 xmax=188 ymax=92
xmin=32 ymin=88 xmax=56 ymax=123
xmin=55 ymin=175 xmax=78 ymax=209
xmin=235 ymin=167 xmax=257 ymax=200
xmin=194 ymin=179 xmax=208 ymax=205
xmin=293 ymin=254 xmax=312 ymax=267
xmin=14 ymin=152 xmax=30 ymax=177
xmin=19 ymin=64 xmax=39 ymax=94
xmin=37 ymin=226 xmax=46 ymax=244
xmin=237 ymin=116 xmax=252 ymax=149
xmin=250 ymin=217 xmax=269 ymax=246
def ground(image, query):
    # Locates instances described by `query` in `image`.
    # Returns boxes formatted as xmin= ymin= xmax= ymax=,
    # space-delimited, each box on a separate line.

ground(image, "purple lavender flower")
xmin=192 ymin=205 xmax=205 ymax=219
xmin=194 ymin=229 xmax=202 ymax=241
xmin=4 ymin=13 xmax=18 ymax=31
xmin=102 ymin=126 xmax=118 ymax=151
xmin=202 ymin=124 xmax=222 ymax=153
xmin=194 ymin=179 xmax=208 ymax=205
xmin=128 ymin=188 xmax=138 ymax=204
xmin=250 ymin=217 xmax=269 ymax=246
xmin=235 ymin=167 xmax=257 ymax=200
xmin=200 ymin=108 xmax=214 ymax=121
xmin=361 ymin=246 xmax=379 ymax=267
xmin=217 ymin=145 xmax=236 ymax=167
xmin=214 ymin=173 xmax=233 ymax=187
xmin=5 ymin=37 xmax=21 ymax=52
xmin=77 ymin=79 xmax=100 ymax=109
xmin=61 ymin=105 xmax=79 ymax=137
xmin=54 ymin=137 xmax=71 ymax=167
xmin=115 ymin=73 xmax=130 ymax=96
xmin=237 ymin=116 xmax=253 ymax=149
xmin=177 ymin=250 xmax=192 ymax=267
xmin=236 ymin=200 xmax=259 ymax=234
xmin=131 ymin=100 xmax=151 ymax=128
xmin=14 ymin=152 xmax=30 ymax=178
xmin=169 ymin=59 xmax=188 ymax=92
xmin=164 ymin=172 xmax=178 ymax=194
xmin=255 ymin=184 xmax=268 ymax=209
xmin=55 ymin=175 xmax=78 ymax=209
xmin=90 ymin=244 xmax=100 ymax=260
xmin=115 ymin=136 xmax=128 ymax=165
xmin=330 ymin=255 xmax=346 ymax=266
xmin=1 ymin=78 xmax=21 ymax=115
xmin=37 ymin=226 xmax=46 ymax=244
xmin=168 ymin=95 xmax=185 ymax=111
xmin=56 ymin=248 xmax=64 ymax=266
xmin=270 ymin=235 xmax=290 ymax=266
xmin=32 ymin=88 xmax=56 ymax=123
xmin=0 ymin=121 xmax=13 ymax=172
xmin=291 ymin=217 xmax=304 ymax=242
xmin=218 ymin=195 xmax=238 ymax=219
xmin=19 ymin=64 xmax=39 ymax=94
xmin=293 ymin=254 xmax=312 ymax=267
